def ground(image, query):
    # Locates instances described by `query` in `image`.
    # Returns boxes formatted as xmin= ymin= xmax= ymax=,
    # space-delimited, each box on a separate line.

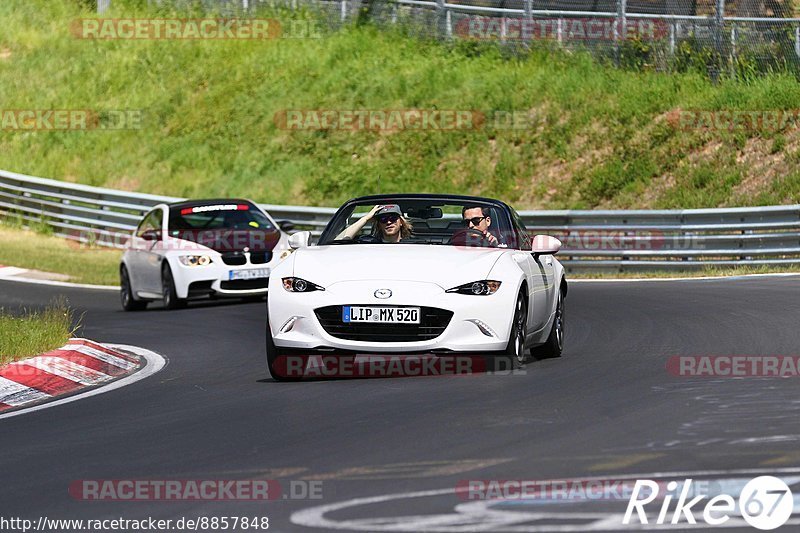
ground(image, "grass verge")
xmin=1 ymin=1 xmax=800 ymax=210
xmin=0 ymin=224 xmax=121 ymax=285
xmin=0 ymin=300 xmax=77 ymax=365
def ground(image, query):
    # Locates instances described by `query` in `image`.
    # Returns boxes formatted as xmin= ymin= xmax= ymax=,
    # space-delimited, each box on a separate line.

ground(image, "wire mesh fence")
xmin=117 ymin=0 xmax=800 ymax=76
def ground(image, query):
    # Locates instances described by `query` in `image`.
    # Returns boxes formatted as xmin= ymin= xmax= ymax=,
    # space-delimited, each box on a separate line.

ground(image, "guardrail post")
xmin=436 ymin=0 xmax=446 ymax=39
xmin=557 ymin=18 xmax=563 ymax=45
xmin=730 ymin=23 xmax=737 ymax=77
xmin=341 ymin=0 xmax=347 ymax=22
xmin=98 ymin=0 xmax=111 ymax=14
xmin=669 ymin=22 xmax=675 ymax=57
xmin=614 ymin=0 xmax=626 ymax=65
xmin=524 ymin=0 xmax=533 ymax=48
xmin=713 ymin=0 xmax=725 ymax=81
xmin=446 ymin=10 xmax=452 ymax=39
xmin=795 ymin=26 xmax=800 ymax=58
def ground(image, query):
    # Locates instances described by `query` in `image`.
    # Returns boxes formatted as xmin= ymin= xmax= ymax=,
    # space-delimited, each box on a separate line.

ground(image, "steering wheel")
xmin=447 ymin=228 xmax=489 ymax=247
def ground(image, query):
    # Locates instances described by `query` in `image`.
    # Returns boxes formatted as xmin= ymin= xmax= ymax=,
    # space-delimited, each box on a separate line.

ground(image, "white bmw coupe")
xmin=121 ymin=199 xmax=292 ymax=310
xmin=266 ymin=194 xmax=566 ymax=380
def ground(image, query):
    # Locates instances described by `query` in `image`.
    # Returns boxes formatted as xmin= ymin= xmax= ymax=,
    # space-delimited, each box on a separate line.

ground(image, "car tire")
xmin=487 ymin=293 xmax=527 ymax=373
xmin=532 ymin=289 xmax=564 ymax=360
xmin=161 ymin=264 xmax=186 ymax=310
xmin=266 ymin=307 xmax=305 ymax=382
xmin=120 ymin=266 xmax=147 ymax=311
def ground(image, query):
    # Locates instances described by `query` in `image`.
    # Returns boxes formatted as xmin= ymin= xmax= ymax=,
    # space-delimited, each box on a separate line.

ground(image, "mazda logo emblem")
xmin=374 ymin=289 xmax=392 ymax=299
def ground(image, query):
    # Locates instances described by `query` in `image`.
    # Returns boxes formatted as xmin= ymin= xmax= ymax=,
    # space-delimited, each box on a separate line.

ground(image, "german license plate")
xmin=228 ymin=268 xmax=270 ymax=281
xmin=343 ymin=306 xmax=420 ymax=324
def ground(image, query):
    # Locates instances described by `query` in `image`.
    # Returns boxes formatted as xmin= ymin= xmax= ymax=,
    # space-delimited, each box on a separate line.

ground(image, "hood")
xmin=293 ymin=244 xmax=505 ymax=289
xmin=169 ymin=229 xmax=281 ymax=253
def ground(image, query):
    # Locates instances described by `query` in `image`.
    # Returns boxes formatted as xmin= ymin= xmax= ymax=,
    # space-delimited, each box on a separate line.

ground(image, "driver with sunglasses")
xmin=335 ymin=204 xmax=411 ymax=243
xmin=462 ymin=205 xmax=501 ymax=247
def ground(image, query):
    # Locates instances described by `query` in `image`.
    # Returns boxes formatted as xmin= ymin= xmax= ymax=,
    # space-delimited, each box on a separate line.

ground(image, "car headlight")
xmin=178 ymin=255 xmax=212 ymax=267
xmin=446 ymin=280 xmax=502 ymax=295
xmin=282 ymin=277 xmax=325 ymax=292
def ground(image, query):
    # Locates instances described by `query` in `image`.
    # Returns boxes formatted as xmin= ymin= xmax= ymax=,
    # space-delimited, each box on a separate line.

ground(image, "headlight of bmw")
xmin=178 ymin=255 xmax=212 ymax=267
xmin=282 ymin=277 xmax=325 ymax=292
xmin=446 ymin=280 xmax=502 ymax=295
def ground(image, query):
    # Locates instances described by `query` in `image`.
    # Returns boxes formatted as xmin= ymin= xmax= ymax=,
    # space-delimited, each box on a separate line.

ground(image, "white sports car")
xmin=121 ymin=199 xmax=293 ymax=310
xmin=266 ymin=194 xmax=566 ymax=380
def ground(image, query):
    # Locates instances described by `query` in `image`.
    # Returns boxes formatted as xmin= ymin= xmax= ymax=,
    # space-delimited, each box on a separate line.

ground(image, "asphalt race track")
xmin=1 ymin=275 xmax=800 ymax=531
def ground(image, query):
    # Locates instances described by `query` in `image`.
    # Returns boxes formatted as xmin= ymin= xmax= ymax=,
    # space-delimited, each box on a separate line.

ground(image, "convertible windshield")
xmin=318 ymin=198 xmax=516 ymax=248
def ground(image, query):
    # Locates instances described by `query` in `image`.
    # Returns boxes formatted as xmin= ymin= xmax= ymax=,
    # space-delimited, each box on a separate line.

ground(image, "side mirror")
xmin=140 ymin=229 xmax=161 ymax=242
xmin=288 ymin=230 xmax=311 ymax=249
xmin=531 ymin=235 xmax=561 ymax=258
xmin=278 ymin=220 xmax=295 ymax=233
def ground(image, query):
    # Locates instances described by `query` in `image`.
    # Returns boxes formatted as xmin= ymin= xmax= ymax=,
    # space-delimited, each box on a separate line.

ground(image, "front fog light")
xmin=178 ymin=255 xmax=212 ymax=267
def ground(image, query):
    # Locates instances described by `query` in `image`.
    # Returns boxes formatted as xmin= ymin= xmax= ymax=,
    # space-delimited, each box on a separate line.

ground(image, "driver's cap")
xmin=376 ymin=204 xmax=402 ymax=217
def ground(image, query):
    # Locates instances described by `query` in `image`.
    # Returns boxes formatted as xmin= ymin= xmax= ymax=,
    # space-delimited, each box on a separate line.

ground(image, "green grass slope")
xmin=0 ymin=0 xmax=799 ymax=209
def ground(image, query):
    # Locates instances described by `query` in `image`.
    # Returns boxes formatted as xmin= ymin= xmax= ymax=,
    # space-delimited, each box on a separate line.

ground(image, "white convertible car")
xmin=121 ymin=199 xmax=292 ymax=310
xmin=266 ymin=194 xmax=566 ymax=380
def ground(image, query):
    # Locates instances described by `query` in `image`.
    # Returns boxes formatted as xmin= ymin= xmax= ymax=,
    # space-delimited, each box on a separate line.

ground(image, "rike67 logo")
xmin=624 ymin=476 xmax=794 ymax=530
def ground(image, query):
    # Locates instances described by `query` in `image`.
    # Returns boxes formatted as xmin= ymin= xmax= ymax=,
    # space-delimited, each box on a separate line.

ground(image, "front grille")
xmin=221 ymin=252 xmax=246 ymax=266
xmin=315 ymin=306 xmax=453 ymax=342
xmin=220 ymin=279 xmax=268 ymax=291
xmin=220 ymin=251 xmax=272 ymax=265
xmin=250 ymin=251 xmax=272 ymax=264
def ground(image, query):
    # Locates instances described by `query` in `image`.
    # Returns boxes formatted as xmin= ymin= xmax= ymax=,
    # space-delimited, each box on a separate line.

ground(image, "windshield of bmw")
xmin=168 ymin=203 xmax=276 ymax=232
xmin=318 ymin=199 xmax=516 ymax=247
xmin=167 ymin=202 xmax=279 ymax=252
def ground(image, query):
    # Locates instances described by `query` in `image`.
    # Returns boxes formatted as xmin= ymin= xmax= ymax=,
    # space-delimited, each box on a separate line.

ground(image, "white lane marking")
xmin=0 ymin=376 xmax=51 ymax=406
xmin=61 ymin=344 xmax=137 ymax=370
xmin=0 ymin=343 xmax=167 ymax=421
xmin=17 ymin=357 xmax=110 ymax=385
xmin=0 ymin=275 xmax=118 ymax=291
xmin=571 ymin=272 xmax=800 ymax=283
xmin=0 ymin=266 xmax=28 ymax=277
xmin=291 ymin=467 xmax=800 ymax=532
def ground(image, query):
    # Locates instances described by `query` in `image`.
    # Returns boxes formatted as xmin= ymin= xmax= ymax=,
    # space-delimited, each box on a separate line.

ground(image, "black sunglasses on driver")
xmin=378 ymin=214 xmax=400 ymax=224
xmin=463 ymin=216 xmax=488 ymax=226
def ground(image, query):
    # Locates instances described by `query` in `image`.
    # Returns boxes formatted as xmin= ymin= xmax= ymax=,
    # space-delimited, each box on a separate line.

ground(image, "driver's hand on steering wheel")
xmin=485 ymin=232 xmax=498 ymax=246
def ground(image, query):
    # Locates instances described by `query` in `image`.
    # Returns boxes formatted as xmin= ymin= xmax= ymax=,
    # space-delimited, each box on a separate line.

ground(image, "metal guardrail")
xmin=2 ymin=169 xmax=799 ymax=273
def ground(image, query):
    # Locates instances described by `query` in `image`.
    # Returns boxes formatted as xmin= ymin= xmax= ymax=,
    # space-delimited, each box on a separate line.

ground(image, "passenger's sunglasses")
xmin=463 ymin=216 xmax=488 ymax=226
xmin=378 ymin=214 xmax=400 ymax=224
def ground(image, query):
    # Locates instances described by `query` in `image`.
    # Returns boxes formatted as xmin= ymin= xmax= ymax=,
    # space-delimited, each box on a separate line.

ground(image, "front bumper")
xmin=268 ymin=280 xmax=515 ymax=353
xmin=173 ymin=258 xmax=279 ymax=298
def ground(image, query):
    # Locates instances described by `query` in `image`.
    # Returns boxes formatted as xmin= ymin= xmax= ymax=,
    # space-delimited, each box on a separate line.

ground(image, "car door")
xmin=130 ymin=208 xmax=165 ymax=292
xmin=128 ymin=210 xmax=158 ymax=292
xmin=512 ymin=210 xmax=554 ymax=333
